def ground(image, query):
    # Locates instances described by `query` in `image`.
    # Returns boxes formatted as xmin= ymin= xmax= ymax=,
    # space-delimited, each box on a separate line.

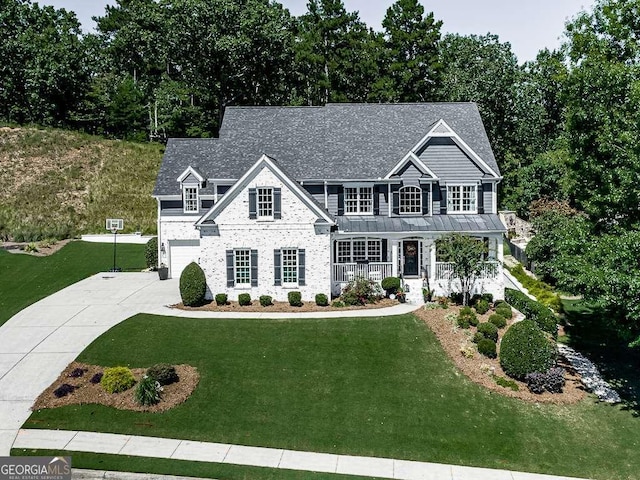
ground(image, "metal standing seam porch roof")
xmin=337 ymin=214 xmax=506 ymax=234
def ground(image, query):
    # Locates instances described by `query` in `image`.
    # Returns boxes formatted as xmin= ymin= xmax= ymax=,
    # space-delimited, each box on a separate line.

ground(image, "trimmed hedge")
xmin=505 ymin=288 xmax=558 ymax=337
xmin=238 ymin=293 xmax=251 ymax=306
xmin=381 ymin=276 xmax=400 ymax=295
xmin=215 ymin=293 xmax=228 ymax=306
xmin=488 ymin=313 xmax=507 ymax=329
xmin=477 ymin=322 xmax=499 ymax=342
xmin=495 ymin=304 xmax=513 ymax=319
xmin=508 ymin=264 xmax=563 ymax=312
xmin=477 ymin=338 xmax=497 ymax=358
xmin=474 ymin=299 xmax=490 ymax=315
xmin=180 ymin=262 xmax=207 ymax=307
xmin=315 ymin=293 xmax=329 ymax=306
xmin=101 ymin=366 xmax=136 ymax=393
xmin=500 ymin=320 xmax=557 ymax=380
xmin=288 ymin=291 xmax=303 ymax=307
xmin=145 ymin=237 xmax=158 ymax=269
xmin=259 ymin=295 xmax=273 ymax=307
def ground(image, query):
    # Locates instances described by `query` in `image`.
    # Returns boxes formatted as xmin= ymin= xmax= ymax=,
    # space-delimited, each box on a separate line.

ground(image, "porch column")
xmin=497 ymin=235 xmax=504 ymax=262
xmin=391 ymin=240 xmax=399 ymax=277
xmin=430 ymin=242 xmax=436 ymax=280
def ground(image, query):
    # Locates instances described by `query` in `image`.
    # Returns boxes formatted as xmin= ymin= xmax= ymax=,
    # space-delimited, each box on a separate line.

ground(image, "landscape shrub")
xmin=146 ymin=363 xmax=178 ymax=386
xmin=100 ymin=366 xmax=136 ymax=393
xmin=457 ymin=306 xmax=478 ymax=329
xmin=500 ymin=320 xmax=557 ymax=380
xmin=481 ymin=293 xmax=494 ymax=303
xmin=505 ymin=288 xmax=558 ymax=337
xmin=259 ymin=295 xmax=273 ymax=307
xmin=145 ymin=237 xmax=158 ymax=269
xmin=331 ymin=300 xmax=345 ymax=308
xmin=493 ymin=299 xmax=507 ymax=308
xmin=477 ymin=338 xmax=497 ymax=358
xmin=238 ymin=293 xmax=252 ymax=306
xmin=488 ymin=313 xmax=507 ymax=329
xmin=288 ymin=291 xmax=303 ymax=307
xmin=90 ymin=372 xmax=103 ymax=384
xmin=508 ymin=264 xmax=563 ymax=312
xmin=525 ymin=372 xmax=546 ymax=394
xmin=472 ymin=332 xmax=485 ymax=343
xmin=495 ymin=304 xmax=513 ymax=319
xmin=381 ymin=276 xmax=401 ymax=296
xmin=315 ymin=293 xmax=329 ymax=306
xmin=474 ymin=299 xmax=490 ymax=315
xmin=53 ymin=384 xmax=76 ymax=398
xmin=526 ymin=367 xmax=566 ymax=394
xmin=493 ymin=375 xmax=519 ymax=391
xmin=179 ymin=262 xmax=207 ymax=307
xmin=68 ymin=367 xmax=86 ymax=378
xmin=341 ymin=277 xmax=382 ymax=306
xmin=450 ymin=292 xmax=464 ymax=305
xmin=135 ymin=375 xmax=162 ymax=406
xmin=436 ymin=296 xmax=450 ymax=309
xmin=215 ymin=293 xmax=228 ymax=306
xmin=477 ymin=322 xmax=499 ymax=342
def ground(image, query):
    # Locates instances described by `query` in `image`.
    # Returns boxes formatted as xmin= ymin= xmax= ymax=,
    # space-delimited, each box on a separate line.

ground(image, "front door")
xmin=403 ymin=240 xmax=419 ymax=277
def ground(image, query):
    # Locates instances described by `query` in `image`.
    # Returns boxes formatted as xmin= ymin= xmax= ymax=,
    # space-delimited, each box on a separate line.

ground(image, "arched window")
xmin=399 ymin=186 xmax=422 ymax=214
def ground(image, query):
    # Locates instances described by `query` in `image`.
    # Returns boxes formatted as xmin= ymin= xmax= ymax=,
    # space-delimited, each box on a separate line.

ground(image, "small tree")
xmin=435 ymin=233 xmax=488 ymax=306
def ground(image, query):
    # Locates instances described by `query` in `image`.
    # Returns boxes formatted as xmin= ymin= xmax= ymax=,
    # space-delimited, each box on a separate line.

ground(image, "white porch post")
xmin=391 ymin=240 xmax=399 ymax=277
xmin=430 ymin=241 xmax=437 ymax=280
xmin=497 ymin=235 xmax=504 ymax=262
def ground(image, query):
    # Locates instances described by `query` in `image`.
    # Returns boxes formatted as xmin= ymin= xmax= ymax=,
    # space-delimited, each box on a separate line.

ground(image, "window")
xmin=234 ymin=249 xmax=251 ymax=285
xmin=257 ymin=187 xmax=273 ymax=219
xmin=336 ymin=238 xmax=383 ymax=263
xmin=183 ymin=186 xmax=199 ymax=213
xmin=399 ymin=186 xmax=422 ymax=214
xmin=281 ymin=249 xmax=298 ymax=284
xmin=344 ymin=186 xmax=373 ymax=214
xmin=447 ymin=185 xmax=477 ymax=213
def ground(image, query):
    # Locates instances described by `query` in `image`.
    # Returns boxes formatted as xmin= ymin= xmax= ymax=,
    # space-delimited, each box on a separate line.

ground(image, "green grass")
xmin=0 ymin=241 xmax=146 ymax=326
xmin=0 ymin=127 xmax=162 ymax=240
xmin=11 ymin=450 xmax=382 ymax=480
xmin=24 ymin=314 xmax=640 ymax=480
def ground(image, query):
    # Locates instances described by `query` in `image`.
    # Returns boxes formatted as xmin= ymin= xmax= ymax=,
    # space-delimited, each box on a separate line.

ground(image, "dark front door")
xmin=403 ymin=241 xmax=419 ymax=277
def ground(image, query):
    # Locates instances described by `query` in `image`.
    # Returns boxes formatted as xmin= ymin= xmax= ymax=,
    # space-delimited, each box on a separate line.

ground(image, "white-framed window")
xmin=336 ymin=238 xmax=382 ymax=263
xmin=447 ymin=185 xmax=477 ymax=213
xmin=257 ymin=187 xmax=273 ymax=219
xmin=183 ymin=186 xmax=199 ymax=213
xmin=399 ymin=186 xmax=422 ymax=214
xmin=344 ymin=186 xmax=373 ymax=214
xmin=281 ymin=248 xmax=298 ymax=285
xmin=234 ymin=249 xmax=251 ymax=285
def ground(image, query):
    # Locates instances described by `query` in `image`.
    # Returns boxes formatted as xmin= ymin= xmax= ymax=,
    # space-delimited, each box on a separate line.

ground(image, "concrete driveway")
xmin=0 ymin=272 xmax=180 ymax=455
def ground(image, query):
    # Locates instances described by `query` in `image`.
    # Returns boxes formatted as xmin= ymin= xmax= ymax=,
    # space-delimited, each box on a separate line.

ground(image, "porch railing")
xmin=435 ymin=261 xmax=501 ymax=280
xmin=333 ymin=262 xmax=393 ymax=283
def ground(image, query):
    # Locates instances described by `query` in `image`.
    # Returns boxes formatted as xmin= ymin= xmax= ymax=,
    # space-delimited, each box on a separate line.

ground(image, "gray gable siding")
xmin=181 ymin=173 xmax=201 ymax=185
xmin=482 ymin=182 xmax=493 ymax=214
xmin=397 ymin=162 xmax=423 ymax=181
xmin=419 ymin=137 xmax=485 ymax=183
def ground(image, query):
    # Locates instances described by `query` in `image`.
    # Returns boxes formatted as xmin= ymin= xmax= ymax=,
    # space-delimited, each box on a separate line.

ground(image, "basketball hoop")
xmin=106 ymin=218 xmax=124 ymax=272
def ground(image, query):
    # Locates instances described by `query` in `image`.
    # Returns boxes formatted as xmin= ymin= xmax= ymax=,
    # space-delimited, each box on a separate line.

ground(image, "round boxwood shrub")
xmin=477 ymin=338 xmax=497 ymax=358
xmin=381 ymin=276 xmax=401 ymax=295
xmin=145 ymin=237 xmax=158 ymax=269
xmin=260 ymin=295 xmax=273 ymax=307
xmin=500 ymin=320 xmax=557 ymax=380
xmin=101 ymin=366 xmax=136 ymax=393
xmin=180 ymin=262 xmax=207 ymax=307
xmin=474 ymin=299 xmax=490 ymax=315
xmin=457 ymin=306 xmax=478 ymax=329
xmin=315 ymin=293 xmax=329 ymax=306
xmin=146 ymin=363 xmax=178 ymax=386
xmin=477 ymin=322 xmax=499 ymax=342
xmin=488 ymin=313 xmax=507 ymax=329
xmin=495 ymin=304 xmax=513 ymax=319
xmin=472 ymin=332 xmax=485 ymax=344
xmin=288 ymin=291 xmax=303 ymax=307
xmin=215 ymin=293 xmax=228 ymax=306
xmin=238 ymin=293 xmax=251 ymax=306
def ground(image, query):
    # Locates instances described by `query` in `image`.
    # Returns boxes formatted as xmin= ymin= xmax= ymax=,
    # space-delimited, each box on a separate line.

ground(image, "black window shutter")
xmin=477 ymin=184 xmax=484 ymax=214
xmin=392 ymin=188 xmax=400 ymax=215
xmin=248 ymin=188 xmax=257 ymax=219
xmin=251 ymin=250 xmax=258 ymax=287
xmin=337 ymin=186 xmax=344 ymax=216
xmin=274 ymin=249 xmax=282 ymax=286
xmin=226 ymin=250 xmax=235 ymax=287
xmin=373 ymin=185 xmax=380 ymax=215
xmin=381 ymin=239 xmax=388 ymax=262
xmin=298 ymin=249 xmax=306 ymax=286
xmin=440 ymin=185 xmax=447 ymax=214
xmin=273 ymin=188 xmax=282 ymax=219
xmin=422 ymin=187 xmax=430 ymax=215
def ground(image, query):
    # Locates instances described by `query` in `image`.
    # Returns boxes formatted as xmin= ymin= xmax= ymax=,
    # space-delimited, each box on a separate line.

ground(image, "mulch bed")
xmin=414 ymin=305 xmax=586 ymax=404
xmin=33 ymin=362 xmax=199 ymax=413
xmin=174 ymin=298 xmax=398 ymax=313
xmin=1 ymin=239 xmax=73 ymax=257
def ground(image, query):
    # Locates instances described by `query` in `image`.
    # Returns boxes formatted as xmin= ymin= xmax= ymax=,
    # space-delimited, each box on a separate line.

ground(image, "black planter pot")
xmin=158 ymin=267 xmax=169 ymax=280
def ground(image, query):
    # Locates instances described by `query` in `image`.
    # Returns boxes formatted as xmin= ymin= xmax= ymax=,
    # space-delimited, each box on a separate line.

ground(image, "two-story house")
xmin=153 ymin=103 xmax=505 ymax=303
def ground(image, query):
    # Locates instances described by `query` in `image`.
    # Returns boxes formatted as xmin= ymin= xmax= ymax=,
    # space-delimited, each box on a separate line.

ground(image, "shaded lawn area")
xmin=562 ymin=299 xmax=640 ymax=414
xmin=0 ymin=241 xmax=146 ymax=326
xmin=24 ymin=314 xmax=640 ymax=480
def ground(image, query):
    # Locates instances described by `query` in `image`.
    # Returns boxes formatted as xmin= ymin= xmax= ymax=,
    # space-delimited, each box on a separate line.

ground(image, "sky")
xmin=39 ymin=0 xmax=594 ymax=63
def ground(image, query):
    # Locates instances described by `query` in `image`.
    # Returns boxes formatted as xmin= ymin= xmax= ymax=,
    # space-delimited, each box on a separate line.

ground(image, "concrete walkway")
xmin=14 ymin=429 xmax=584 ymax=480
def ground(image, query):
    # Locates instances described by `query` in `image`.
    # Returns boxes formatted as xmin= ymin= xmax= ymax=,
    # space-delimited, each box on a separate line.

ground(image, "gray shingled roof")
xmin=337 ymin=214 xmax=506 ymax=234
xmin=154 ymin=103 xmax=499 ymax=196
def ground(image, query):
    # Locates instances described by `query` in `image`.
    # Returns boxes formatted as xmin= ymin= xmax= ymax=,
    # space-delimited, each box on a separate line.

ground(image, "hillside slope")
xmin=0 ymin=127 xmax=163 ymax=241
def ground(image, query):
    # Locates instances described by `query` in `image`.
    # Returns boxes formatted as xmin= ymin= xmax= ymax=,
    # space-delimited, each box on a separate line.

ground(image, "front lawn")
xmin=0 ymin=241 xmax=146 ymax=326
xmin=24 ymin=313 xmax=640 ymax=480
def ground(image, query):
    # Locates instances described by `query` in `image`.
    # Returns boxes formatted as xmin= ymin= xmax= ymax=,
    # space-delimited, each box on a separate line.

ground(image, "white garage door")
xmin=168 ymin=239 xmax=200 ymax=278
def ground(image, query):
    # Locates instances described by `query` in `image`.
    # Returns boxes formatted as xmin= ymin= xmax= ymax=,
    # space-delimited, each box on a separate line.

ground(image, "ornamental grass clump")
xmin=180 ymin=262 xmax=207 ymax=307
xmin=500 ymin=320 xmax=557 ymax=380
xmin=135 ymin=375 xmax=163 ymax=406
xmin=101 ymin=366 xmax=136 ymax=393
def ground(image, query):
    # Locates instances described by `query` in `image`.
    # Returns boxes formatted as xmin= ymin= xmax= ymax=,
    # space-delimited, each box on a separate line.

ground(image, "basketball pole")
xmin=112 ymin=228 xmax=117 ymax=272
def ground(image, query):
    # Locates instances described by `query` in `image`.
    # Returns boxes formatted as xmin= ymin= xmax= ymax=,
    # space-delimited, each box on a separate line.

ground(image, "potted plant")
xmin=157 ymin=264 xmax=169 ymax=280
xmin=396 ymin=288 xmax=406 ymax=303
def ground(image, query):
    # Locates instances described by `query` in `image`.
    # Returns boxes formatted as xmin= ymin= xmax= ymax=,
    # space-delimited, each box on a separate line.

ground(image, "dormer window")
xmin=399 ymin=186 xmax=422 ymax=214
xmin=345 ymin=186 xmax=373 ymax=214
xmin=183 ymin=186 xmax=199 ymax=213
xmin=447 ymin=185 xmax=477 ymax=213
